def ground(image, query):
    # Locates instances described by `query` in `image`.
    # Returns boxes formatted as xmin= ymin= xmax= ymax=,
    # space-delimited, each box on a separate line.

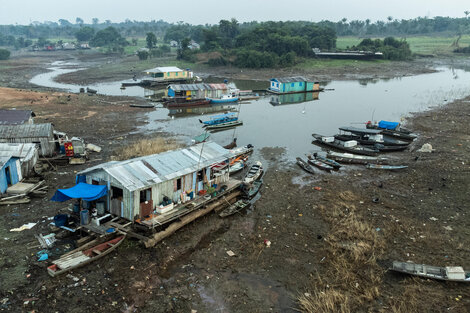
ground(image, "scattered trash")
xmin=417 ymin=143 xmax=434 ymax=153
xmin=66 ymin=274 xmax=80 ymax=282
xmin=226 ymin=250 xmax=235 ymax=257
xmin=37 ymin=250 xmax=49 ymax=261
xmin=130 ymin=265 xmax=135 ymax=270
xmin=264 ymin=239 xmax=271 ymax=247
xmin=86 ymin=143 xmax=102 ymax=153
xmin=443 ymin=226 xmax=453 ymax=231
xmin=429 ymin=217 xmax=438 ymax=221
xmin=375 ymin=228 xmax=381 ymax=232
xmin=36 ymin=233 xmax=56 ymax=248
xmin=313 ymin=186 xmax=322 ymax=191
xmin=10 ymin=222 xmax=37 ymax=232
xmin=372 ymin=197 xmax=380 ymax=203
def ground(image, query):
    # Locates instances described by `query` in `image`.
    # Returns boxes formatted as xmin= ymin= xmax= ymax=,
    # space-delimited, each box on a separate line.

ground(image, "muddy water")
xmin=30 ymin=64 xmax=470 ymax=159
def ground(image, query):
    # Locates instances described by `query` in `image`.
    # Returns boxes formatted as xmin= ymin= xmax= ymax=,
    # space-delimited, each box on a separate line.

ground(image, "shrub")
xmin=0 ymin=49 xmax=11 ymax=60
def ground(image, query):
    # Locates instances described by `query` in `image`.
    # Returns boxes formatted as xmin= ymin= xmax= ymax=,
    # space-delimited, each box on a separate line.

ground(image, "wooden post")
xmin=144 ymin=191 xmax=240 ymax=248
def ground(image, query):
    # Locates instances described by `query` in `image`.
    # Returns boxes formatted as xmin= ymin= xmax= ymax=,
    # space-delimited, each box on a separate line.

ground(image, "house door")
xmin=5 ymin=166 xmax=11 ymax=186
xmin=139 ymin=188 xmax=153 ymax=218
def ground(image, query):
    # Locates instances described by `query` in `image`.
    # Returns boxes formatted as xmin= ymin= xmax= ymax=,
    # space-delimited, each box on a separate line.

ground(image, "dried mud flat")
xmin=0 ymin=54 xmax=469 ymax=312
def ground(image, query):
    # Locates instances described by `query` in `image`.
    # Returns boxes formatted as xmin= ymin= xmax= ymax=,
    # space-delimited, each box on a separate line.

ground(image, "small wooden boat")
xmin=207 ymin=94 xmax=239 ymax=104
xmin=47 ymin=235 xmax=125 ymax=277
xmin=229 ymin=158 xmax=246 ymax=174
xmin=307 ymin=157 xmax=333 ymax=172
xmin=326 ymin=151 xmax=388 ymax=165
xmin=366 ymin=164 xmax=408 ymax=170
xmin=205 ymin=120 xmax=243 ymax=130
xmin=366 ymin=121 xmax=417 ymax=141
xmin=219 ymin=199 xmax=250 ymax=217
xmin=242 ymin=178 xmax=263 ymax=199
xmin=309 ymin=153 xmax=341 ymax=169
xmin=312 ymin=133 xmax=378 ymax=156
xmin=202 ymin=112 xmax=238 ymax=127
xmin=336 ymin=127 xmax=410 ymax=147
xmin=244 ymin=161 xmax=263 ymax=184
xmin=223 ymin=138 xmax=237 ymax=149
xmin=296 ymin=157 xmax=315 ymax=174
xmin=372 ymin=144 xmax=409 ymax=152
xmin=86 ymin=87 xmax=97 ymax=94
xmin=390 ymin=261 xmax=470 ymax=282
xmin=166 ymin=98 xmax=211 ymax=108
xmin=229 ymin=144 xmax=254 ymax=157
xmin=129 ymin=103 xmax=155 ymax=108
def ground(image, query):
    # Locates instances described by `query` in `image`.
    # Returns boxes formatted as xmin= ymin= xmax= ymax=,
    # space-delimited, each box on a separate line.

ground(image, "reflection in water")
xmin=269 ymin=92 xmax=320 ymax=105
xmin=168 ymin=103 xmax=238 ymax=118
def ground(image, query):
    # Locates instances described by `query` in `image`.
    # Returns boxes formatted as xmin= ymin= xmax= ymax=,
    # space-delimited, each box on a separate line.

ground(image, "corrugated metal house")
xmin=269 ymin=76 xmax=320 ymax=94
xmin=0 ymin=110 xmax=35 ymax=125
xmin=143 ymin=66 xmax=193 ymax=82
xmin=77 ymin=142 xmax=232 ymax=221
xmin=0 ymin=123 xmax=56 ymax=156
xmin=167 ymin=83 xmax=228 ymax=100
xmin=0 ymin=143 xmax=39 ymax=176
xmin=0 ymin=156 xmax=22 ymax=195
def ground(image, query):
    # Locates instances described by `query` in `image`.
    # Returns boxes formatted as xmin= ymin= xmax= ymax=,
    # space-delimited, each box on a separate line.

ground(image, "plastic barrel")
xmin=73 ymin=203 xmax=80 ymax=213
xmin=80 ymin=209 xmax=89 ymax=225
xmin=96 ymin=201 xmax=105 ymax=215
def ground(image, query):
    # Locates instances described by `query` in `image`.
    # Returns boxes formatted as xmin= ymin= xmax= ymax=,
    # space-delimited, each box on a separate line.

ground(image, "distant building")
xmin=268 ymin=76 xmax=320 ymax=94
xmin=77 ymin=142 xmax=232 ymax=221
xmin=167 ymin=83 xmax=229 ymax=100
xmin=188 ymin=40 xmax=200 ymax=50
xmin=143 ymin=66 xmax=193 ymax=84
xmin=62 ymin=42 xmax=76 ymax=50
xmin=0 ymin=110 xmax=35 ymax=125
xmin=169 ymin=40 xmax=178 ymax=47
xmin=0 ymin=123 xmax=56 ymax=156
xmin=79 ymin=43 xmax=90 ymax=49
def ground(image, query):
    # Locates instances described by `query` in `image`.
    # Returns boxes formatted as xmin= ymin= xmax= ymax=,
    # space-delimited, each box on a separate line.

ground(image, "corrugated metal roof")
xmin=144 ymin=66 xmax=183 ymax=73
xmin=79 ymin=142 xmax=233 ymax=192
xmin=0 ymin=123 xmax=53 ymax=139
xmin=168 ymin=83 xmax=228 ymax=92
xmin=0 ymin=110 xmax=34 ymax=125
xmin=271 ymin=76 xmax=310 ymax=83
xmin=0 ymin=156 xmax=12 ymax=168
xmin=0 ymin=143 xmax=38 ymax=160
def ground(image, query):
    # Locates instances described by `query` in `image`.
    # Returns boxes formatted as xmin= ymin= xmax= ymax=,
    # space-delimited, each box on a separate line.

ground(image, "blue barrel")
xmin=80 ymin=209 xmax=89 ymax=225
xmin=73 ymin=203 xmax=80 ymax=213
xmin=82 ymin=200 xmax=90 ymax=209
xmin=54 ymin=214 xmax=68 ymax=227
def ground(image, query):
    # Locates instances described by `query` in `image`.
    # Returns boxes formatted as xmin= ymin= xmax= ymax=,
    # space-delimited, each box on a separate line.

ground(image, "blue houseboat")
xmin=268 ymin=76 xmax=321 ymax=94
xmin=202 ymin=112 xmax=238 ymax=126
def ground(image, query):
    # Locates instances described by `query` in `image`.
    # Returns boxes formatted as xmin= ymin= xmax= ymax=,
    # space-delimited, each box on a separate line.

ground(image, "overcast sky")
xmin=1 ymin=0 xmax=469 ymax=25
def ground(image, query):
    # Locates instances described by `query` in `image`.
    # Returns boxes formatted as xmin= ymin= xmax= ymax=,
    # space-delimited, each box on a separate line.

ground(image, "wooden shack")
xmin=0 ymin=123 xmax=56 ymax=157
xmin=167 ymin=83 xmax=228 ymax=100
xmin=0 ymin=143 xmax=39 ymax=176
xmin=76 ymin=142 xmax=233 ymax=221
xmin=268 ymin=76 xmax=320 ymax=94
xmin=0 ymin=156 xmax=21 ymax=195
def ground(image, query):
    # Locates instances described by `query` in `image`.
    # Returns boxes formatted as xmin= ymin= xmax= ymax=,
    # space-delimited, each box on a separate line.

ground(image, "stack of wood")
xmin=0 ymin=180 xmax=47 ymax=205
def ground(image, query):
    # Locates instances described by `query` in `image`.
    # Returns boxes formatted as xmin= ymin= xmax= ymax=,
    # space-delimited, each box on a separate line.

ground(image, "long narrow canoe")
xmin=309 ymin=154 xmax=342 ymax=169
xmin=47 ymin=235 xmax=125 ymax=277
xmin=312 ymin=133 xmax=378 ymax=156
xmin=219 ymin=199 xmax=250 ymax=217
xmin=391 ymin=261 xmax=470 ymax=282
xmin=326 ymin=151 xmax=388 ymax=165
xmin=296 ymin=157 xmax=316 ymax=174
xmin=366 ymin=164 xmax=408 ymax=170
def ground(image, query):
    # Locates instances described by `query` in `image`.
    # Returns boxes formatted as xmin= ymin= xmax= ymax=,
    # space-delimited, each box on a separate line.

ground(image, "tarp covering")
xmin=51 ymin=183 xmax=107 ymax=202
xmin=378 ymin=120 xmax=399 ymax=130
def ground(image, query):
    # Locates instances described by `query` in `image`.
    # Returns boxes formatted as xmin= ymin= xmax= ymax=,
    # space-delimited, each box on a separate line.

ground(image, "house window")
xmin=176 ymin=72 xmax=178 ymax=76
xmin=177 ymin=178 xmax=182 ymax=190
xmin=167 ymin=72 xmax=170 ymax=77
xmin=291 ymin=83 xmax=295 ymax=87
xmin=276 ymin=83 xmax=279 ymax=87
xmin=111 ymin=186 xmax=123 ymax=200
xmin=197 ymin=170 xmax=204 ymax=182
xmin=140 ymin=188 xmax=152 ymax=203
xmin=299 ymin=82 xmax=303 ymax=86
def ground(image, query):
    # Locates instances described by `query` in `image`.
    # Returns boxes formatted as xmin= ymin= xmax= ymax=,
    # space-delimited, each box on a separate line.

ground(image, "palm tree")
xmin=465 ymin=11 xmax=469 ymax=18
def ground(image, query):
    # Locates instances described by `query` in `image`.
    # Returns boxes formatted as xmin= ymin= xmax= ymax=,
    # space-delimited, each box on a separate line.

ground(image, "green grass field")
xmin=337 ymin=35 xmax=470 ymax=55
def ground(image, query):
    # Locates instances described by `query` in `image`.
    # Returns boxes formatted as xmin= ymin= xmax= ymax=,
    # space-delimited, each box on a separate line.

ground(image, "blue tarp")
xmin=378 ymin=120 xmax=399 ymax=130
xmin=51 ymin=183 xmax=107 ymax=202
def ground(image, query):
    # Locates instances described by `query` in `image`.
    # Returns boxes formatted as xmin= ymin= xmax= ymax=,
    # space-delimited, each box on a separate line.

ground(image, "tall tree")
xmin=92 ymin=18 xmax=99 ymax=25
xmin=76 ymin=17 xmax=84 ymax=25
xmin=146 ymin=32 xmax=157 ymax=49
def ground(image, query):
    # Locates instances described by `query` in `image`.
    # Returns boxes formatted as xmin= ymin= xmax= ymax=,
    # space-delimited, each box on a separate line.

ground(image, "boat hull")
xmin=312 ymin=134 xmax=378 ymax=156
xmin=207 ymin=97 xmax=239 ymax=104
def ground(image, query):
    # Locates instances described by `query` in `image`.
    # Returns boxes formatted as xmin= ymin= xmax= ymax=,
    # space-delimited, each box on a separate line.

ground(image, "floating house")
xmin=167 ymin=83 xmax=230 ymax=100
xmin=75 ymin=142 xmax=232 ymax=221
xmin=143 ymin=66 xmax=193 ymax=85
xmin=0 ymin=123 xmax=56 ymax=156
xmin=269 ymin=91 xmax=320 ymax=106
xmin=268 ymin=76 xmax=320 ymax=94
xmin=0 ymin=156 xmax=22 ymax=195
xmin=0 ymin=143 xmax=39 ymax=176
xmin=0 ymin=109 xmax=35 ymax=125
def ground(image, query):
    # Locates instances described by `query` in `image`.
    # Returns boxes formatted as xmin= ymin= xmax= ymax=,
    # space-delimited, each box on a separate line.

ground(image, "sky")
xmin=1 ymin=0 xmax=469 ymax=25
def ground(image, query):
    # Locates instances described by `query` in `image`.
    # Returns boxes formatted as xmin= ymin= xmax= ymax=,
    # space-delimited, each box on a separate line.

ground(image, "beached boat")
xmin=229 ymin=157 xmax=246 ymax=174
xmin=219 ymin=199 xmax=251 ymax=217
xmin=244 ymin=161 xmax=263 ymax=184
xmin=205 ymin=120 xmax=243 ymax=131
xmin=86 ymin=87 xmax=97 ymax=94
xmin=47 ymin=235 xmax=126 ymax=277
xmin=326 ymin=151 xmax=388 ymax=165
xmin=165 ymin=98 xmax=211 ymax=108
xmin=296 ymin=157 xmax=316 ymax=174
xmin=241 ymin=179 xmax=263 ymax=199
xmin=390 ymin=261 xmax=470 ymax=282
xmin=129 ymin=103 xmax=155 ymax=108
xmin=366 ymin=164 xmax=408 ymax=170
xmin=366 ymin=121 xmax=417 ymax=141
xmin=229 ymin=144 xmax=254 ymax=157
xmin=223 ymin=138 xmax=237 ymax=149
xmin=337 ymin=127 xmax=411 ymax=146
xmin=309 ymin=153 xmax=342 ymax=169
xmin=206 ymin=94 xmax=239 ymax=104
xmin=307 ymin=157 xmax=334 ymax=172
xmin=312 ymin=133 xmax=379 ymax=156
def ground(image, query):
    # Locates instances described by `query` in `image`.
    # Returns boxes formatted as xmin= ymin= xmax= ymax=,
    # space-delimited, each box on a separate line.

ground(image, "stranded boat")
xmin=336 ymin=127 xmax=410 ymax=146
xmin=366 ymin=164 xmax=408 ymax=170
xmin=241 ymin=178 xmax=263 ymax=199
xmin=296 ymin=157 xmax=316 ymax=174
xmin=312 ymin=133 xmax=379 ymax=156
xmin=307 ymin=157 xmax=334 ymax=172
xmin=207 ymin=93 xmax=239 ymax=104
xmin=390 ymin=261 xmax=470 ymax=282
xmin=244 ymin=161 xmax=263 ymax=184
xmin=326 ymin=151 xmax=388 ymax=165
xmin=219 ymin=199 xmax=251 ymax=217
xmin=309 ymin=153 xmax=342 ymax=169
xmin=366 ymin=120 xmax=417 ymax=141
xmin=47 ymin=235 xmax=126 ymax=277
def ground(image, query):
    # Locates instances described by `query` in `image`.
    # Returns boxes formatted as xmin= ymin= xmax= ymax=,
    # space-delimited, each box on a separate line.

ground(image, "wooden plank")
xmin=108 ymin=222 xmax=149 ymax=242
xmin=92 ymin=249 xmax=102 ymax=255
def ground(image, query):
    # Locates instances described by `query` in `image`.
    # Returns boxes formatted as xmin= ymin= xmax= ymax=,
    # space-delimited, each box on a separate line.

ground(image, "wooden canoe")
xmin=296 ymin=157 xmax=315 ymax=174
xmin=391 ymin=261 xmax=470 ymax=282
xmin=219 ymin=199 xmax=250 ymax=217
xmin=47 ymin=235 xmax=126 ymax=277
